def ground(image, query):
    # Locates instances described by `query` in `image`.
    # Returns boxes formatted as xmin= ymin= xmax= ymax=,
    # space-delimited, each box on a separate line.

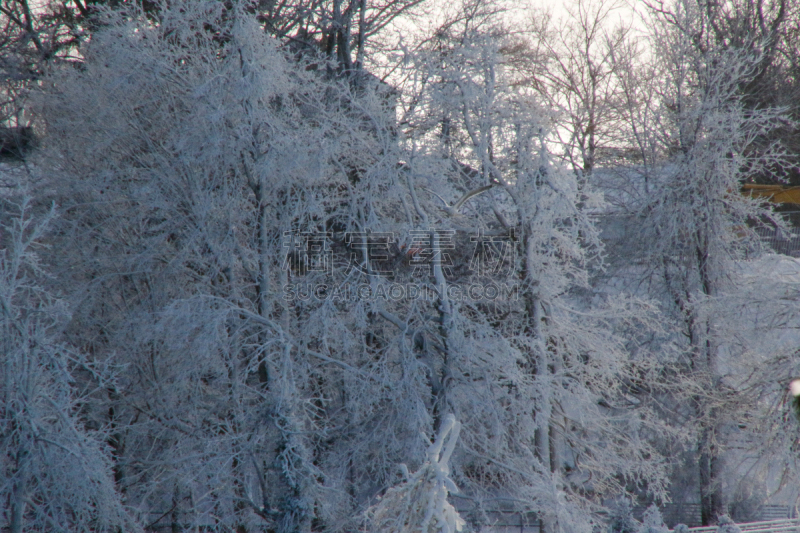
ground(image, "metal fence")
xmin=474 ymin=508 xmax=799 ymax=533
xmin=682 ymin=517 xmax=800 ymax=533
xmin=754 ymin=225 xmax=800 ymax=257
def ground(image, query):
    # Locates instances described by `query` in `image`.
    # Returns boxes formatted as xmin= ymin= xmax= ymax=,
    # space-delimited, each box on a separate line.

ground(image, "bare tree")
xmin=527 ymin=0 xmax=634 ymax=179
xmin=0 ymin=0 xmax=85 ymax=145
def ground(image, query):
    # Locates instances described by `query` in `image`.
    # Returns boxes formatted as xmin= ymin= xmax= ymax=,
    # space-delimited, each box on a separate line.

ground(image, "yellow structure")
xmin=742 ymin=184 xmax=800 ymax=205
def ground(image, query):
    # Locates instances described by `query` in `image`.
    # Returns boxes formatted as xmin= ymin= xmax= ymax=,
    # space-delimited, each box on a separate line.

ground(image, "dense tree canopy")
xmin=1 ymin=0 xmax=800 ymax=531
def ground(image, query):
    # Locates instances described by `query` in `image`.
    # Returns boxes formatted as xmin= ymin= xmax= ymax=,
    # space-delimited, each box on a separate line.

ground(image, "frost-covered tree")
xmin=717 ymin=515 xmax=742 ymax=533
xmin=390 ymin=1 xmax=670 ymax=530
xmin=367 ymin=414 xmax=466 ymax=532
xmin=699 ymin=255 xmax=800 ymax=518
xmin=638 ymin=505 xmax=668 ymax=533
xmin=39 ymin=2 xmax=404 ymax=529
xmin=0 ymin=197 xmax=133 ymax=532
xmin=35 ymin=0 xmax=671 ymax=531
xmin=612 ymin=0 xmax=793 ymax=523
xmin=607 ymin=497 xmax=639 ymax=533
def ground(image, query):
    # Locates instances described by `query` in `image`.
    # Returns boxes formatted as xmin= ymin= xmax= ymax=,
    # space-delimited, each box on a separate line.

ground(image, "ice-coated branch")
xmin=366 ymin=414 xmax=465 ymax=533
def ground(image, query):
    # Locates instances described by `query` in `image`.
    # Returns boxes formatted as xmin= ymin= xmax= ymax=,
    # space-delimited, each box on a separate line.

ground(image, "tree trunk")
xmin=698 ymin=420 xmax=725 ymax=525
xmin=9 ymin=447 xmax=26 ymax=533
xmin=695 ymin=242 xmax=725 ymax=525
